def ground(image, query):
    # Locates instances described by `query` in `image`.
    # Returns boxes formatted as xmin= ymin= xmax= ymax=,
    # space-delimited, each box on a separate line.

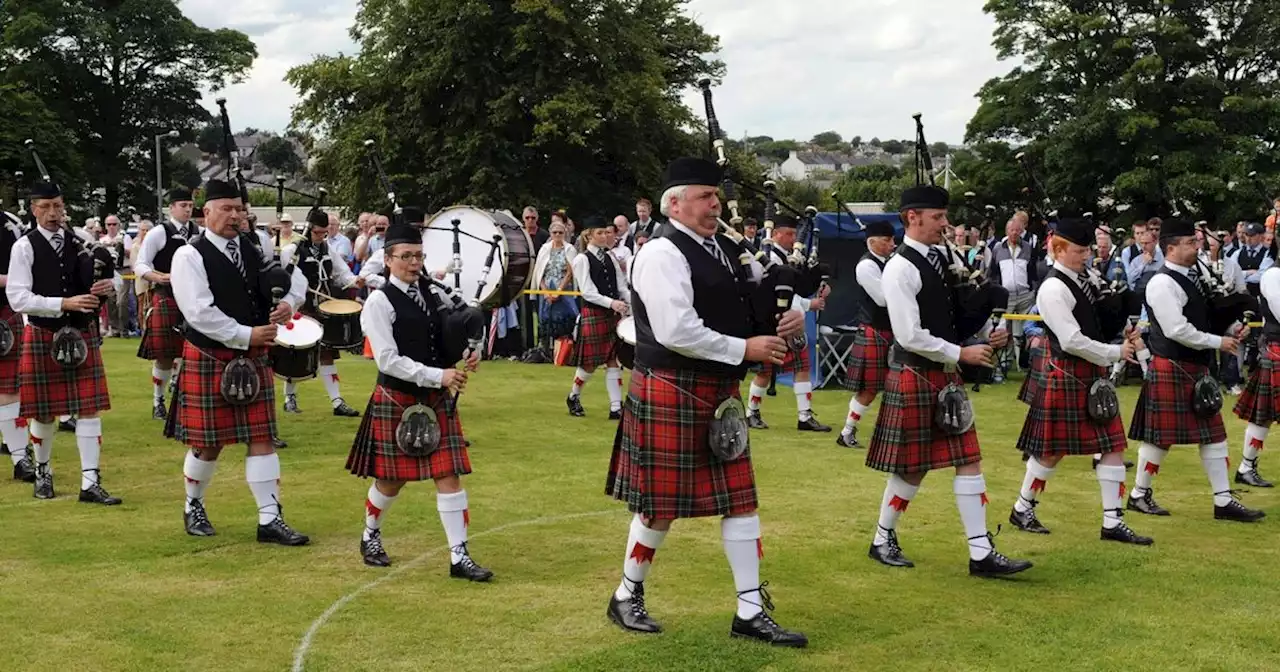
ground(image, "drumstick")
xmin=308 ymin=286 xmax=342 ymax=302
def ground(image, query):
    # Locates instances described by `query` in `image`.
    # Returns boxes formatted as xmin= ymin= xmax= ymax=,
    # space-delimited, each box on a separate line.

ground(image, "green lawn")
xmin=1 ymin=340 xmax=1277 ymax=671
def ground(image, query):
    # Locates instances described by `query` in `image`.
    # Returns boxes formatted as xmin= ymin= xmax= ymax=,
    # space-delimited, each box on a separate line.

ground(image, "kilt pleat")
xmin=136 ymin=291 xmax=185 ymax=361
xmin=0 ymin=306 xmax=25 ymax=396
xmin=844 ymin=326 xmax=892 ymax=392
xmin=761 ymin=341 xmax=809 ymax=379
xmin=1233 ymin=342 xmax=1280 ymax=426
xmin=346 ymin=385 xmax=469 ymax=481
xmin=606 ymin=368 xmax=757 ymax=519
xmin=1016 ymin=355 xmax=1126 ymax=457
xmin=1017 ymin=336 xmax=1049 ymax=406
xmin=19 ymin=323 xmax=110 ymax=419
xmin=163 ymin=341 xmax=277 ymax=450
xmin=1128 ymin=356 xmax=1227 ymax=447
xmin=571 ymin=304 xmax=620 ymax=369
xmin=866 ymin=364 xmax=981 ymax=473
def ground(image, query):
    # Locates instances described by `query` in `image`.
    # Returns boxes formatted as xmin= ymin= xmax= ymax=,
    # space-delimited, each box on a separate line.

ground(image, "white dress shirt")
xmin=882 ymin=235 xmax=991 ymax=365
xmin=1036 ymin=262 xmax=1123 ymax=366
xmin=328 ymin=232 xmax=354 ymax=264
xmin=134 ymin=218 xmax=197 ymax=279
xmin=854 ymin=252 xmax=890 ymax=308
xmin=361 ymin=276 xmax=446 ymax=389
xmin=280 ymin=240 xmax=357 ymax=292
xmin=0 ymin=219 xmax=22 ymax=288
xmin=630 ymin=219 xmax=763 ymax=366
xmin=359 ymin=248 xmax=388 ymax=289
xmin=571 ymin=244 xmax=631 ymax=309
xmin=6 ymin=226 xmax=72 ymax=317
xmin=1145 ymin=260 xmax=1222 ymax=352
xmin=170 ymin=229 xmax=306 ymax=351
xmin=1262 ymin=266 xmax=1280 ymax=322
xmin=256 ymin=229 xmax=274 ymax=256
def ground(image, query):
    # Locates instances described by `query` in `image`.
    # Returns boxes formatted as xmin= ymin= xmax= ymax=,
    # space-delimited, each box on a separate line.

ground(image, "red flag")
xmin=365 ymin=498 xmax=382 ymax=520
xmin=628 ymin=542 xmax=656 ymax=565
xmin=463 ymin=509 xmax=470 ymax=528
xmin=889 ymin=495 xmax=910 ymax=512
xmin=1030 ymin=478 xmax=1047 ymax=493
xmin=1143 ymin=462 xmax=1160 ymax=475
xmin=756 ymin=539 xmax=764 ymax=559
xmin=1251 ymin=437 xmax=1265 ymax=452
xmin=980 ymin=492 xmax=989 ymax=506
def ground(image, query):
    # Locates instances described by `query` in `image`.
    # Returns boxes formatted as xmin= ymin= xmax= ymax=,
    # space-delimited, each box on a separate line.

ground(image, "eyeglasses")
xmin=392 ymin=252 xmax=425 ymax=262
xmin=524 ymin=216 xmax=537 ymax=221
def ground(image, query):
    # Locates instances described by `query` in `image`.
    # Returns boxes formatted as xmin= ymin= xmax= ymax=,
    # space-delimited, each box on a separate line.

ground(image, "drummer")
xmin=567 ymin=217 xmax=630 ymax=420
xmin=279 ymin=209 xmax=363 ymax=417
xmin=356 ymin=208 xmax=448 ymax=290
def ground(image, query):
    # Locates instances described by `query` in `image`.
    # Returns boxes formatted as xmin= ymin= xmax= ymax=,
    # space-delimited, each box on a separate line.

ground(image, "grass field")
xmin=1 ymin=340 xmax=1278 ymax=672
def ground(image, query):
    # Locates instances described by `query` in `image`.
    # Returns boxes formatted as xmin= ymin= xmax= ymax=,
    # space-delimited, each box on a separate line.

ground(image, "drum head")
xmin=422 ymin=206 xmax=531 ymax=307
xmin=616 ymin=316 xmax=637 ymax=346
xmin=276 ymin=315 xmax=324 ymax=348
xmin=319 ymin=299 xmax=362 ymax=316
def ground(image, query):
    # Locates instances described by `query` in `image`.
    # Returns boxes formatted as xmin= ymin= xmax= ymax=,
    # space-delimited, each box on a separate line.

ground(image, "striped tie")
xmin=51 ymin=232 xmax=63 ymax=256
xmin=406 ymin=284 xmax=428 ymax=311
xmin=226 ymin=239 xmax=245 ymax=277
xmin=704 ymin=240 xmax=731 ymax=271
xmin=926 ymin=248 xmax=945 ymax=277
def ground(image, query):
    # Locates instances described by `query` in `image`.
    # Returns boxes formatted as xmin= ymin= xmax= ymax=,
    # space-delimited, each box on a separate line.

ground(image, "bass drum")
xmin=271 ymin=315 xmax=323 ymax=381
xmin=421 ymin=206 xmax=533 ymax=308
xmin=616 ymin=316 xmax=637 ymax=370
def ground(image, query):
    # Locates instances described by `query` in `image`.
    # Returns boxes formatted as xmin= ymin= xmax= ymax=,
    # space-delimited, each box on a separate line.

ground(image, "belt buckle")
xmin=943 ymin=363 xmax=957 ymax=374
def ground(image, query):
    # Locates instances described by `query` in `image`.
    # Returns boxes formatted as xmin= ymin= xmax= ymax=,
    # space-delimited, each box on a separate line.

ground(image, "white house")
xmin=778 ymin=150 xmax=880 ymax=180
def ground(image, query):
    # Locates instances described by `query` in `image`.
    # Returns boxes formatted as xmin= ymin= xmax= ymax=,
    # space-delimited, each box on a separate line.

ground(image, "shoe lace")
xmin=188 ymin=499 xmax=210 ymax=526
xmin=736 ymin=581 xmax=776 ymax=614
xmin=878 ymin=526 xmax=904 ymax=555
xmin=364 ymin=529 xmax=386 ymax=555
xmin=451 ymin=541 xmax=480 ymax=568
xmin=624 ymin=581 xmax=649 ymax=615
xmin=969 ymin=528 xmax=1012 ymax=563
xmin=1215 ymin=489 xmax=1247 ymax=504
xmin=260 ymin=496 xmax=295 ymax=532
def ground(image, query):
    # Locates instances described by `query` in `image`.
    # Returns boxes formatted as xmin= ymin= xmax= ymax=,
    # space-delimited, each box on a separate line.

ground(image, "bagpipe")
xmin=696 ymin=79 xmax=827 ymax=345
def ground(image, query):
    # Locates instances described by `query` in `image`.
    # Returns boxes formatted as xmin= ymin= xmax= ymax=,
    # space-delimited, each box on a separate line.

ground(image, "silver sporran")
xmin=220 ymin=356 xmax=262 ymax=406
xmin=935 ymin=382 xmax=975 ymax=436
xmin=1192 ymin=374 xmax=1223 ymax=418
xmin=0 ymin=319 xmax=13 ymax=357
xmin=51 ymin=326 xmax=87 ymax=369
xmin=395 ymin=403 xmax=441 ymax=457
xmin=709 ymin=397 xmax=749 ymax=461
xmin=1086 ymin=378 xmax=1120 ymax=423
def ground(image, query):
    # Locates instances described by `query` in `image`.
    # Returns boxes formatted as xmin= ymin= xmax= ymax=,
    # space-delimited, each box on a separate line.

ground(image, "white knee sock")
xmin=570 ymin=368 xmax=591 ymax=398
xmin=1014 ymin=457 xmax=1056 ymax=513
xmin=748 ymin=383 xmax=767 ymax=412
xmin=284 ymin=381 xmax=298 ymax=397
xmin=615 ymin=514 xmax=668 ymax=600
xmin=0 ymin=402 xmax=27 ymax=463
xmin=1133 ymin=443 xmax=1167 ymax=496
xmin=318 ymin=365 xmax=342 ymax=405
xmin=722 ymin=515 xmax=764 ymax=620
xmin=954 ymin=474 xmax=992 ymax=561
xmin=605 ymin=367 xmax=623 ymax=412
xmin=873 ymin=474 xmax=920 ymax=545
xmin=30 ymin=420 xmax=54 ymax=467
xmin=245 ymin=453 xmax=282 ymax=524
xmin=74 ymin=417 xmax=103 ymax=490
xmin=437 ymin=490 xmax=471 ymax=563
xmin=1097 ymin=463 xmax=1127 ymax=530
xmin=152 ymin=365 xmax=172 ymax=403
xmin=364 ymin=483 xmax=398 ymax=540
xmin=1241 ymin=423 xmax=1268 ymax=474
xmin=794 ymin=381 xmax=813 ymax=421
xmin=183 ymin=451 xmax=218 ymax=512
xmin=843 ymin=397 xmax=871 ymax=437
xmin=1200 ymin=442 xmax=1233 ymax=507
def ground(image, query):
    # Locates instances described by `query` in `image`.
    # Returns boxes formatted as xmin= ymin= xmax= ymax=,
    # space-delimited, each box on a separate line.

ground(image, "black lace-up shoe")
xmin=449 ymin=543 xmax=493 ymax=582
xmin=607 ymin=582 xmax=661 ymax=633
xmin=868 ymin=529 xmax=914 ymax=567
xmin=566 ymin=395 xmax=585 ymax=417
xmin=361 ymin=530 xmax=391 ymax=567
xmin=1215 ymin=498 xmax=1266 ymax=523
xmin=1009 ymin=504 xmax=1050 ymax=534
xmin=1127 ymin=490 xmax=1170 ymax=516
xmin=257 ymin=516 xmax=310 ymax=546
xmin=332 ymin=399 xmax=360 ymax=417
xmin=797 ymin=415 xmax=831 ymax=432
xmin=747 ymin=411 xmax=768 ymax=429
xmin=1101 ymin=521 xmax=1153 ymax=545
xmin=185 ymin=500 xmax=216 ymax=536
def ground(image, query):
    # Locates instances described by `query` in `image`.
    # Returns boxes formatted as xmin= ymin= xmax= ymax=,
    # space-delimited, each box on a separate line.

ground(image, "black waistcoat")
xmin=895 ymin=244 xmax=958 ymax=344
xmin=153 ymin=222 xmax=194 ymax=274
xmin=376 ymin=281 xmax=446 ymax=395
xmin=185 ymin=235 xmax=266 ymax=351
xmin=1237 ymin=246 xmax=1268 ymax=271
xmin=1044 ymin=269 xmax=1103 ymax=358
xmin=852 ymin=253 xmax=892 ymax=330
xmin=294 ymin=240 xmax=334 ymax=310
xmin=0 ymin=223 xmax=17 ymax=310
xmin=585 ymin=249 xmax=620 ymax=301
xmin=1145 ymin=267 xmax=1213 ymax=366
xmin=26 ymin=227 xmax=93 ymax=331
xmin=634 ymin=229 xmax=753 ymax=379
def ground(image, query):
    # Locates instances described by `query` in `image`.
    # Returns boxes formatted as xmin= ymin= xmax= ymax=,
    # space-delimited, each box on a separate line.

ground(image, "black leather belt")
xmin=890 ymin=346 xmax=957 ymax=373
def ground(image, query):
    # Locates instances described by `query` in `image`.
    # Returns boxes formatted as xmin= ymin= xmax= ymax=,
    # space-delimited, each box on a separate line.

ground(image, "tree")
xmin=0 ymin=83 xmax=81 ymax=205
xmin=869 ymin=137 xmax=882 ymax=148
xmin=288 ymin=0 xmax=722 ymax=218
xmin=756 ymin=139 xmax=801 ymax=162
xmin=256 ymin=136 xmax=303 ymax=175
xmin=810 ymin=131 xmax=843 ymax=149
xmin=929 ymin=141 xmax=950 ymax=159
xmin=196 ymin=124 xmax=223 ymax=155
xmin=849 ymin=135 xmax=862 ymax=149
xmin=831 ymin=164 xmax=911 ymax=206
xmin=1 ymin=0 xmax=256 ymax=213
xmin=880 ymin=139 xmax=907 ymax=155
xmin=969 ymin=0 xmax=1280 ymax=224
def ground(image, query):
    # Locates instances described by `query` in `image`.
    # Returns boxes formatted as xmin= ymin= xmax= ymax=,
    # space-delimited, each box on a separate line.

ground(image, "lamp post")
xmin=154 ymin=130 xmax=179 ymax=219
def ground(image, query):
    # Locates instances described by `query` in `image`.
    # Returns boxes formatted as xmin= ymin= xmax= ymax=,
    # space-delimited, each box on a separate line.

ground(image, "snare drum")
xmin=616 ymin=316 xmax=637 ymax=370
xmin=271 ymin=315 xmax=323 ymax=381
xmin=421 ymin=207 xmax=533 ymax=308
xmin=318 ymin=299 xmax=363 ymax=350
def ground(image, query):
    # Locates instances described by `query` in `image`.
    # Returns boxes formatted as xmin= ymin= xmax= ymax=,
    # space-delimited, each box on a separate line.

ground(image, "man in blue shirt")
xmin=1230 ymin=222 xmax=1273 ymax=297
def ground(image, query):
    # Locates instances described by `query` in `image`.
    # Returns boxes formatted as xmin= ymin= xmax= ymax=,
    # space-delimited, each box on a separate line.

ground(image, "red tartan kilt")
xmin=346 ymin=385 xmax=470 ymax=481
xmin=1017 ymin=336 xmax=1049 ymax=406
xmin=866 ymin=365 xmax=981 ymax=474
xmin=1016 ymin=355 xmax=1126 ymax=457
xmin=20 ymin=323 xmax=110 ymax=418
xmin=137 ymin=291 xmax=185 ymax=361
xmin=163 ymin=342 xmax=277 ymax=450
xmin=0 ymin=305 xmax=25 ymax=396
xmin=606 ymin=368 xmax=757 ymax=519
xmin=1234 ymin=342 xmax=1280 ymax=426
xmin=1128 ymin=356 xmax=1227 ymax=447
xmin=571 ymin=304 xmax=620 ymax=369
xmin=761 ymin=341 xmax=809 ymax=378
xmin=844 ymin=326 xmax=892 ymax=392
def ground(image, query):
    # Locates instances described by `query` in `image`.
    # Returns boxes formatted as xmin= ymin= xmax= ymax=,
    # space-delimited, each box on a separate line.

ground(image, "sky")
xmin=180 ymin=0 xmax=1013 ymax=145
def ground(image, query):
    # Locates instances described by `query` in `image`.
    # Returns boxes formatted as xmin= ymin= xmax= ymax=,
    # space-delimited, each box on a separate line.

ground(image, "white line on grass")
xmin=292 ymin=508 xmax=620 ymax=672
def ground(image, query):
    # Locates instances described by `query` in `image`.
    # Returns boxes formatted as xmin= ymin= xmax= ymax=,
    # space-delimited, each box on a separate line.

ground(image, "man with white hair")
xmin=610 ymin=215 xmax=633 ymax=274
xmin=327 ymin=212 xmax=353 ymax=266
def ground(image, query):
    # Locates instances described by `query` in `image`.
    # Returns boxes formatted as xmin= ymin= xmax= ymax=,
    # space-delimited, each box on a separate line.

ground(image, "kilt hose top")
xmin=572 ymin=303 xmax=621 ymax=370
xmin=0 ymin=304 xmax=25 ymax=397
xmin=1235 ymin=341 xmax=1280 ymax=427
xmin=845 ymin=325 xmax=893 ymax=393
xmin=136 ymin=289 xmax=185 ymax=361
